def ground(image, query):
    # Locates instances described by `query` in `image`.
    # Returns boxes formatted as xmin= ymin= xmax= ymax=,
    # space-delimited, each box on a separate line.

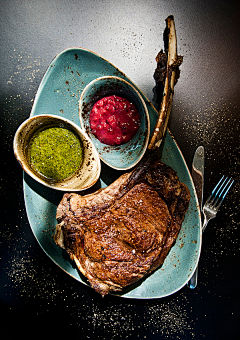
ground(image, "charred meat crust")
xmin=154 ymin=50 xmax=183 ymax=87
xmin=55 ymin=151 xmax=190 ymax=296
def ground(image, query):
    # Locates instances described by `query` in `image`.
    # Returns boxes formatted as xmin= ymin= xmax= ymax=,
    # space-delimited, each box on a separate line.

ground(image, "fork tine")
xmin=205 ymin=175 xmax=225 ymax=205
xmin=215 ymin=177 xmax=234 ymax=209
xmin=212 ymin=175 xmax=226 ymax=196
xmin=210 ymin=176 xmax=234 ymax=209
xmin=221 ymin=178 xmax=234 ymax=200
xmin=211 ymin=176 xmax=228 ymax=205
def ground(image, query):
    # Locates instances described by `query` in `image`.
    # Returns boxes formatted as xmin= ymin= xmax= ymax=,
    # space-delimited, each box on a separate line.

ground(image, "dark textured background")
xmin=1 ymin=1 xmax=239 ymax=339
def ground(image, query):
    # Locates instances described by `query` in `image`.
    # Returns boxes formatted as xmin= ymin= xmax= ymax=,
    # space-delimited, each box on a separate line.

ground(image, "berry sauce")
xmin=89 ymin=95 xmax=140 ymax=146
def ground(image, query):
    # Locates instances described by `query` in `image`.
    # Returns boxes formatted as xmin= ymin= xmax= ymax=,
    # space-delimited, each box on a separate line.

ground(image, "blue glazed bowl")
xmin=79 ymin=76 xmax=150 ymax=170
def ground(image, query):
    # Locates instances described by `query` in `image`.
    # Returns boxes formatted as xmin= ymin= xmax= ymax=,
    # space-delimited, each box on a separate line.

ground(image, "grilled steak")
xmin=54 ymin=151 xmax=190 ymax=296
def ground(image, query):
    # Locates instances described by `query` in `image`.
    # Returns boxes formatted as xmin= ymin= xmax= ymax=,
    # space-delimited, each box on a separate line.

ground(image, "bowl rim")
xmin=79 ymin=75 xmax=150 ymax=170
xmin=13 ymin=114 xmax=101 ymax=191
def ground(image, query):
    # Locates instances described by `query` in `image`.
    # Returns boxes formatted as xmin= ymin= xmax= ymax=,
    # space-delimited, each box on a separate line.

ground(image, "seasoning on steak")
xmin=54 ymin=150 xmax=190 ymax=296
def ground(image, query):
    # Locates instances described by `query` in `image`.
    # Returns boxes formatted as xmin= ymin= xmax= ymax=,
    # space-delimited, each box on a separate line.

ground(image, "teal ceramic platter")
xmin=23 ymin=48 xmax=201 ymax=299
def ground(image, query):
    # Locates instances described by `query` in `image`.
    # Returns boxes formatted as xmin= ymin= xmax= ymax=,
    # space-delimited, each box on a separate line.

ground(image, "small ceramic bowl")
xmin=13 ymin=114 xmax=101 ymax=191
xmin=79 ymin=76 xmax=150 ymax=170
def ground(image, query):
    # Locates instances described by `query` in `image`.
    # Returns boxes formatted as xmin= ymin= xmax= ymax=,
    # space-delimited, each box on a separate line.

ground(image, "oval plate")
xmin=24 ymin=47 xmax=201 ymax=299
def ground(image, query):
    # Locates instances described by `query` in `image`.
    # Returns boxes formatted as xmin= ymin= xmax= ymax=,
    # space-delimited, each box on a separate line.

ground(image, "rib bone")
xmin=148 ymin=16 xmax=183 ymax=150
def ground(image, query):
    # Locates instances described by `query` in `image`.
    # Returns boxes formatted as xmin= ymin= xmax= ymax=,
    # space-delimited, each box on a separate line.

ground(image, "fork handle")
xmin=202 ymin=215 xmax=209 ymax=233
xmin=188 ymin=267 xmax=198 ymax=289
xmin=187 ymin=218 xmax=209 ymax=289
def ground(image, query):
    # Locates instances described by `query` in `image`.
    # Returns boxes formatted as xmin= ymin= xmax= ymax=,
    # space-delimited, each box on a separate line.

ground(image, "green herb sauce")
xmin=29 ymin=127 xmax=83 ymax=180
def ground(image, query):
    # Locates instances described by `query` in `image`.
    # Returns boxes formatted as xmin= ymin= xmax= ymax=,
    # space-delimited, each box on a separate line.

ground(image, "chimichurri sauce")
xmin=29 ymin=127 xmax=83 ymax=180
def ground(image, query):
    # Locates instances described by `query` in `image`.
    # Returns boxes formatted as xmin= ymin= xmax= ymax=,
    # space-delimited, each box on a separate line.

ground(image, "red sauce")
xmin=90 ymin=95 xmax=140 ymax=146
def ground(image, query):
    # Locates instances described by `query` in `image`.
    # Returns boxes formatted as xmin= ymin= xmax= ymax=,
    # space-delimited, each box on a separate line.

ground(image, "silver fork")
xmin=202 ymin=175 xmax=234 ymax=232
xmin=188 ymin=175 xmax=234 ymax=289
